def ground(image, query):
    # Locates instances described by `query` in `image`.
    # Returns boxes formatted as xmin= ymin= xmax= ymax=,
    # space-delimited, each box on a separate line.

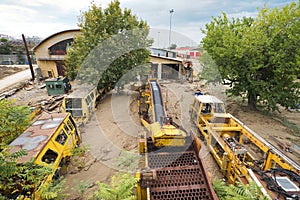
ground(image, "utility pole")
xmin=22 ymin=34 xmax=35 ymax=81
xmin=169 ymin=9 xmax=174 ymax=49
xmin=158 ymin=31 xmax=160 ymax=48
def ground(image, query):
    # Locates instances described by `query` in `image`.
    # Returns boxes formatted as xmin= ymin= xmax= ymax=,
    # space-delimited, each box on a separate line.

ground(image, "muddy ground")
xmin=0 ymin=65 xmax=25 ymax=79
xmin=3 ymin=71 xmax=300 ymax=199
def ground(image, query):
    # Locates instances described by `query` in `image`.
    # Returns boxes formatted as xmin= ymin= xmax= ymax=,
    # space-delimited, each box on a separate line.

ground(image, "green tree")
xmin=0 ymin=99 xmax=31 ymax=146
xmin=201 ymin=1 xmax=300 ymax=111
xmin=198 ymin=50 xmax=222 ymax=84
xmin=17 ymin=51 xmax=25 ymax=64
xmin=0 ymin=148 xmax=52 ymax=199
xmin=169 ymin=43 xmax=177 ymax=49
xmin=0 ymin=38 xmax=13 ymax=54
xmin=65 ymin=0 xmax=152 ymax=90
xmin=90 ymin=173 xmax=136 ymax=200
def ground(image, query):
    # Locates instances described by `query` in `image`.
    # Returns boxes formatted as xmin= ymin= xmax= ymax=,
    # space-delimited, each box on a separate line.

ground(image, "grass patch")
xmin=281 ymin=120 xmax=300 ymax=137
xmin=261 ymin=109 xmax=300 ymax=137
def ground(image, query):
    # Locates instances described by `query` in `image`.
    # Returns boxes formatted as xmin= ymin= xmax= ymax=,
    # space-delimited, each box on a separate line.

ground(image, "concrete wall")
xmin=38 ymin=60 xmax=57 ymax=78
xmin=0 ymin=54 xmax=29 ymax=64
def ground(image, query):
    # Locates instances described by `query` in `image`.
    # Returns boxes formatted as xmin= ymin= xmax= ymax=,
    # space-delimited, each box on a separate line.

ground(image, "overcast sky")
xmin=0 ymin=0 xmax=295 ymax=47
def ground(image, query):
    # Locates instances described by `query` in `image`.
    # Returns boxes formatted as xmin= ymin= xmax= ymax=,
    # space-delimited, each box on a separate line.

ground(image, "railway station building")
xmin=149 ymin=48 xmax=192 ymax=80
xmin=150 ymin=54 xmax=184 ymax=80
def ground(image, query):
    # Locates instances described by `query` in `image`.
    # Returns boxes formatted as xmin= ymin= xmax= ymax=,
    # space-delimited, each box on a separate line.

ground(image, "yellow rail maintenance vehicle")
xmin=62 ymin=84 xmax=100 ymax=126
xmin=138 ymin=79 xmax=187 ymax=147
xmin=190 ymin=93 xmax=300 ymax=200
xmin=136 ymin=80 xmax=218 ymax=200
xmin=8 ymin=112 xmax=81 ymax=198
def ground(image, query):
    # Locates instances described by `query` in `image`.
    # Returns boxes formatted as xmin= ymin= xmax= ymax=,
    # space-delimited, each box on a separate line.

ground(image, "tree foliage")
xmin=113 ymin=150 xmax=140 ymax=172
xmin=0 ymin=100 xmax=56 ymax=199
xmin=169 ymin=43 xmax=177 ymax=49
xmin=65 ymin=0 xmax=152 ymax=90
xmin=198 ymin=50 xmax=222 ymax=84
xmin=39 ymin=179 xmax=69 ymax=200
xmin=0 ymin=38 xmax=13 ymax=54
xmin=201 ymin=1 xmax=300 ymax=110
xmin=90 ymin=173 xmax=136 ymax=200
xmin=72 ymin=180 xmax=93 ymax=200
xmin=0 ymin=99 xmax=31 ymax=146
xmin=0 ymin=148 xmax=52 ymax=199
xmin=213 ymin=179 xmax=268 ymax=200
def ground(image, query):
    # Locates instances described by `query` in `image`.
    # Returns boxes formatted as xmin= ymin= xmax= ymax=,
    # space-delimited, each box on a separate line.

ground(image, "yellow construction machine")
xmin=7 ymin=112 xmax=81 ymax=199
xmin=136 ymin=80 xmax=218 ymax=200
xmin=138 ymin=79 xmax=186 ymax=148
xmin=190 ymin=93 xmax=300 ymax=199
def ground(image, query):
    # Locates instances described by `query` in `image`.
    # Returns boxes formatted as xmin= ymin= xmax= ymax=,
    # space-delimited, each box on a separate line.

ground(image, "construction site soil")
xmin=5 ymin=77 xmax=300 ymax=199
xmin=0 ymin=65 xmax=24 ymax=79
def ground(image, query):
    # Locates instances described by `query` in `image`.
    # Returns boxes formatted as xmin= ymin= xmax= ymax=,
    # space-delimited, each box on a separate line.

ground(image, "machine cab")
xmin=190 ymin=94 xmax=226 ymax=124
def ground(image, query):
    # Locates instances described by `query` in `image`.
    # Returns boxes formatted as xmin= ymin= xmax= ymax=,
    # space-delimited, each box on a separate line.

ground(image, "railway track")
xmin=232 ymin=115 xmax=300 ymax=171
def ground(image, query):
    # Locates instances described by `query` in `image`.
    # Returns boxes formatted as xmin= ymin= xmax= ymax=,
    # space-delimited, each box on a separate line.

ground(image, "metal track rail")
xmin=231 ymin=114 xmax=300 ymax=171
